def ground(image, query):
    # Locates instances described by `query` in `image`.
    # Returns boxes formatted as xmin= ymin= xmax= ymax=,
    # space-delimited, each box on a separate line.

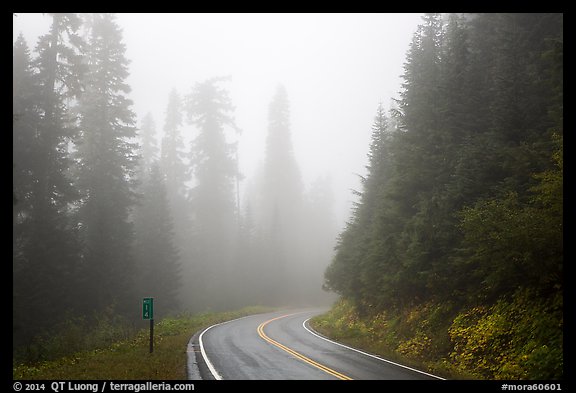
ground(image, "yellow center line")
xmin=257 ymin=313 xmax=353 ymax=380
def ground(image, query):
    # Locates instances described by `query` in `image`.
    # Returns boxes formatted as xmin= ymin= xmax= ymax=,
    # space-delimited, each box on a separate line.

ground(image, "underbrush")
xmin=310 ymin=290 xmax=562 ymax=380
xmin=13 ymin=306 xmax=273 ymax=380
xmin=13 ymin=305 xmax=138 ymax=366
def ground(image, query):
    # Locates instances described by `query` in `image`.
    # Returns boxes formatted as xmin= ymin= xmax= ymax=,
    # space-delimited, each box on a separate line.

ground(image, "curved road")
xmin=189 ymin=309 xmax=444 ymax=380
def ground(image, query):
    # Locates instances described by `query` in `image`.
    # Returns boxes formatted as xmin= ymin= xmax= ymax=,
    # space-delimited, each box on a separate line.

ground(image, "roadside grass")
xmin=13 ymin=306 xmax=274 ymax=380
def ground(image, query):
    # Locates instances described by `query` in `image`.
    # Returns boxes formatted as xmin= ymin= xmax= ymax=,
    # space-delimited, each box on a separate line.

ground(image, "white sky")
xmin=13 ymin=12 xmax=423 ymax=228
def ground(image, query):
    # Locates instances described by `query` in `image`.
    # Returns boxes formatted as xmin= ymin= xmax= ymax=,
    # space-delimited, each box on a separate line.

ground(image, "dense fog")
xmin=13 ymin=12 xmax=423 ymax=328
xmin=14 ymin=13 xmax=563 ymax=378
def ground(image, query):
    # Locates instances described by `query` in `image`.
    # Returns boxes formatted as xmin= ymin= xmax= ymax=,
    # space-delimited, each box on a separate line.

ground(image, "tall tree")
xmin=160 ymin=88 xmax=192 ymax=298
xmin=13 ymin=34 xmax=39 ymax=226
xmin=324 ymin=104 xmax=400 ymax=312
xmin=13 ymin=14 xmax=85 ymax=346
xmin=260 ymin=84 xmax=303 ymax=232
xmin=137 ymin=112 xmax=159 ymax=177
xmin=257 ymin=84 xmax=305 ymax=304
xmin=13 ymin=33 xmax=45 ymax=347
xmin=388 ymin=13 xmax=446 ymax=303
xmin=325 ymin=13 xmax=563 ymax=315
xmin=184 ymin=76 xmax=240 ymax=311
xmin=133 ymin=163 xmax=181 ymax=316
xmin=74 ymin=13 xmax=139 ymax=315
xmin=160 ymin=88 xmax=189 ymax=204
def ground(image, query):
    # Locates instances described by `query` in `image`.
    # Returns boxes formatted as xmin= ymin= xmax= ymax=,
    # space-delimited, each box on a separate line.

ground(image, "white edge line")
xmin=198 ymin=323 xmax=224 ymax=380
xmin=198 ymin=312 xmax=275 ymax=381
xmin=303 ymin=317 xmax=446 ymax=380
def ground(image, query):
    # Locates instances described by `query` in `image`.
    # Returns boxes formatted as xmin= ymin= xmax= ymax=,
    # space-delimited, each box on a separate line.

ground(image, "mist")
xmin=14 ymin=13 xmax=564 ymax=380
xmin=13 ymin=13 xmax=422 ymax=339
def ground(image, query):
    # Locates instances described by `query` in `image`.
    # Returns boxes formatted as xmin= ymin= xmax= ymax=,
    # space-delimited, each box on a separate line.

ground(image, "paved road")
xmin=190 ymin=309 xmax=444 ymax=380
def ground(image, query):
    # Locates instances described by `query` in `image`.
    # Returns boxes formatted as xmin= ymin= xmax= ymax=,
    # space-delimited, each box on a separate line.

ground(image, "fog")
xmin=14 ymin=13 xmax=564 ymax=380
xmin=14 ymin=13 xmax=422 ymax=225
xmin=13 ymin=13 xmax=422 ymax=321
xmin=123 ymin=13 xmax=422 ymax=226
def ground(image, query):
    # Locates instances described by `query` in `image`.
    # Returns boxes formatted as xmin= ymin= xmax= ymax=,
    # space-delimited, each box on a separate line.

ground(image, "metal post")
xmin=149 ymin=318 xmax=154 ymax=353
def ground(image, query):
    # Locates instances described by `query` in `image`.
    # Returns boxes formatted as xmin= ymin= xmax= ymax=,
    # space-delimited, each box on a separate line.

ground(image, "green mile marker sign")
xmin=142 ymin=297 xmax=154 ymax=320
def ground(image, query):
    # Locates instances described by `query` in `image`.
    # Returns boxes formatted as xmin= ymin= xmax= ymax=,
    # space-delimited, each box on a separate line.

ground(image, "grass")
xmin=13 ymin=306 xmax=274 ymax=380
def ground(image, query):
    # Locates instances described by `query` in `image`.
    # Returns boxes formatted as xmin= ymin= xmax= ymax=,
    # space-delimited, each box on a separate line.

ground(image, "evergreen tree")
xmin=257 ymin=84 xmax=305 ymax=304
xmin=159 ymin=89 xmax=192 ymax=307
xmin=133 ymin=163 xmax=181 ymax=316
xmin=260 ymin=85 xmax=304 ymax=230
xmin=160 ymin=88 xmax=189 ymax=203
xmin=325 ymin=13 xmax=563 ymax=316
xmin=137 ymin=112 xmax=159 ymax=177
xmin=389 ymin=13 xmax=446 ymax=303
xmin=13 ymin=15 xmax=85 ymax=346
xmin=13 ymin=34 xmax=38 ymax=211
xmin=13 ymin=34 xmax=39 ymax=227
xmin=13 ymin=33 xmax=45 ymax=347
xmin=75 ymin=13 xmax=139 ymax=315
xmin=184 ymin=76 xmax=240 ymax=311
xmin=324 ymin=104 xmax=400 ymax=312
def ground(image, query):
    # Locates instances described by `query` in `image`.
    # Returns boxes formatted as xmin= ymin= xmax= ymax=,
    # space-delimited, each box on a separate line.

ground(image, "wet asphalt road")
xmin=192 ymin=309 xmax=444 ymax=380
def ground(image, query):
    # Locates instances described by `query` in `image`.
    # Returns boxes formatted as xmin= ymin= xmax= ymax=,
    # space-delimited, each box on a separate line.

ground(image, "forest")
xmin=322 ymin=13 xmax=563 ymax=379
xmin=13 ymin=13 xmax=562 ymax=379
xmin=13 ymin=13 xmax=337 ymax=360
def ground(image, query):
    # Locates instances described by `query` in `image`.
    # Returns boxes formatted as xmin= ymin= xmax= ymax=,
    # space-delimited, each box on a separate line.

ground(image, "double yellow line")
xmin=257 ymin=313 xmax=353 ymax=380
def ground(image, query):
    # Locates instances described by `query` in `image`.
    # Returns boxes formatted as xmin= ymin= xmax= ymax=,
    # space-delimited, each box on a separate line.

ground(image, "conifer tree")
xmin=184 ymin=76 xmax=240 ymax=310
xmin=258 ymin=84 xmax=304 ymax=304
xmin=75 ymin=13 xmax=139 ymax=315
xmin=13 ymin=33 xmax=45 ymax=346
xmin=159 ymin=89 xmax=194 ymax=308
xmin=324 ymin=104 xmax=399 ymax=312
xmin=133 ymin=163 xmax=181 ymax=316
xmin=325 ymin=13 xmax=563 ymax=316
xmin=161 ymin=88 xmax=189 ymax=202
xmin=260 ymin=85 xmax=303 ymax=233
xmin=13 ymin=15 xmax=85 ymax=345
xmin=13 ymin=34 xmax=39 ymax=226
xmin=138 ymin=112 xmax=159 ymax=176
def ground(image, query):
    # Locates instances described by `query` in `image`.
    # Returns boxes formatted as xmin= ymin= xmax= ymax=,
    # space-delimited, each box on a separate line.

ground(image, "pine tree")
xmin=13 ymin=15 xmax=85 ymax=346
xmin=260 ymin=85 xmax=303 ymax=231
xmin=159 ymin=88 xmax=194 ymax=308
xmin=75 ymin=13 xmax=139 ymax=315
xmin=325 ymin=13 xmax=563 ymax=313
xmin=184 ymin=76 xmax=240 ymax=311
xmin=391 ymin=13 xmax=446 ymax=303
xmin=450 ymin=13 xmax=564 ymax=303
xmin=13 ymin=33 xmax=45 ymax=347
xmin=133 ymin=163 xmax=181 ymax=316
xmin=138 ymin=112 xmax=159 ymax=176
xmin=258 ymin=84 xmax=304 ymax=304
xmin=324 ymin=104 xmax=400 ymax=312
xmin=13 ymin=34 xmax=39 ymax=224
xmin=160 ymin=88 xmax=189 ymax=202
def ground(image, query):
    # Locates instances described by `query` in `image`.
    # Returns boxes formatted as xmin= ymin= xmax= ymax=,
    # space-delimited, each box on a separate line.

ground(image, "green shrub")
xmin=448 ymin=288 xmax=562 ymax=379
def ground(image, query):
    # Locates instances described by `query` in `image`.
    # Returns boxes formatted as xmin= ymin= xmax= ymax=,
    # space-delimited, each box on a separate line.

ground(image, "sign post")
xmin=142 ymin=297 xmax=154 ymax=353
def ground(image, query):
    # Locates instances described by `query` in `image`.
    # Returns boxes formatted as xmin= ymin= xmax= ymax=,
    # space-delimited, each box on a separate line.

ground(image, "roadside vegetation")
xmin=13 ymin=306 xmax=273 ymax=380
xmin=310 ymin=295 xmax=562 ymax=380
